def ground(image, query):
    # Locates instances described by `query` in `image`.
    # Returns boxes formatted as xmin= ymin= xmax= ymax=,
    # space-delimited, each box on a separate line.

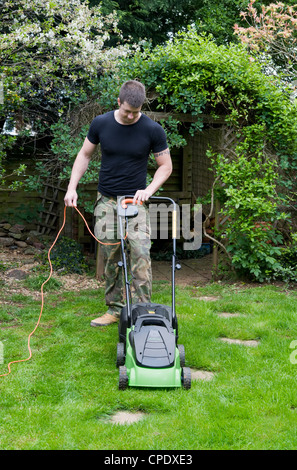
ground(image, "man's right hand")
xmin=64 ymin=189 xmax=78 ymax=207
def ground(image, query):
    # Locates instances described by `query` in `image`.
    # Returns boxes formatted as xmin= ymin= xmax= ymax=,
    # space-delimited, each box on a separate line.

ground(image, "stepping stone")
xmin=191 ymin=368 xmax=215 ymax=381
xmin=6 ymin=269 xmax=28 ymax=280
xmin=110 ymin=411 xmax=145 ymax=425
xmin=217 ymin=312 xmax=241 ymax=318
xmin=219 ymin=337 xmax=259 ymax=347
xmin=198 ymin=296 xmax=221 ymax=302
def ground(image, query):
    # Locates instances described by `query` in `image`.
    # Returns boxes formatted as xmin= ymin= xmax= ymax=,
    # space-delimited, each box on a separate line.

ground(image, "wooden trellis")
xmin=219 ymin=124 xmax=245 ymax=159
xmin=37 ymin=181 xmax=66 ymax=235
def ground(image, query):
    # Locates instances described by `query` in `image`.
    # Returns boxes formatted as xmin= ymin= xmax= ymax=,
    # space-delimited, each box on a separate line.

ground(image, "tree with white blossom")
xmin=0 ymin=0 xmax=130 ymax=188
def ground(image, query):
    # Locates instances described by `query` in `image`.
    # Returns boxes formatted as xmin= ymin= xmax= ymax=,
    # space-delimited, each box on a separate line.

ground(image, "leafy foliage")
xmin=99 ymin=29 xmax=297 ymax=281
xmin=274 ymin=233 xmax=297 ymax=282
xmin=90 ymin=0 xmax=297 ymax=46
xmin=90 ymin=0 xmax=206 ymax=46
xmin=43 ymin=237 xmax=88 ymax=274
xmin=234 ymin=1 xmax=297 ymax=82
xmin=0 ymin=0 xmax=130 ymax=187
xmin=3 ymin=16 xmax=297 ymax=281
xmin=211 ymin=150 xmax=286 ymax=281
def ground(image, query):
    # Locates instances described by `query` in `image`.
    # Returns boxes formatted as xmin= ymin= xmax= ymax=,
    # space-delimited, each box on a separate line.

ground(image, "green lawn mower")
xmin=116 ymin=196 xmax=191 ymax=390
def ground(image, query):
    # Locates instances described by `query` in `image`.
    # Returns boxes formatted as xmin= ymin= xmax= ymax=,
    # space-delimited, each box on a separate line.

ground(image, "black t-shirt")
xmin=87 ymin=111 xmax=168 ymax=196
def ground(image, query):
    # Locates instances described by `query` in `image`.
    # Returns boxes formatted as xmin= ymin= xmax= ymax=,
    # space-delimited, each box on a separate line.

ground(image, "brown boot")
xmin=90 ymin=312 xmax=119 ymax=327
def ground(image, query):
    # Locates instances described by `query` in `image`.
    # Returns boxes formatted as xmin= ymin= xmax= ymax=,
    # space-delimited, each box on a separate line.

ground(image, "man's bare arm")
xmin=133 ymin=148 xmax=172 ymax=204
xmin=64 ymin=137 xmax=97 ymax=207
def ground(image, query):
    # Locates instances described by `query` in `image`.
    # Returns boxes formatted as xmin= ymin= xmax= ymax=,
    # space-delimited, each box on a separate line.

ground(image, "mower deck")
xmin=117 ymin=303 xmax=191 ymax=390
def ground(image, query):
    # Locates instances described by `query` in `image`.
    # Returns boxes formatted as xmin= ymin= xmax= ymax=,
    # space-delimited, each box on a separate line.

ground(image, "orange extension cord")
xmin=0 ymin=205 xmax=125 ymax=378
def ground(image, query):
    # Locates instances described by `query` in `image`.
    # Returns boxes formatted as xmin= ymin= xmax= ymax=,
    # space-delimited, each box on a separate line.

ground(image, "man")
xmin=64 ymin=80 xmax=172 ymax=326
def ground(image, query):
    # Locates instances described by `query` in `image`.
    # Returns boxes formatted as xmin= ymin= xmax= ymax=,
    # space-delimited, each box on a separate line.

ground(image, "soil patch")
xmin=0 ymin=246 xmax=213 ymax=301
xmin=0 ymin=246 xmax=103 ymax=298
xmin=152 ymin=254 xmax=213 ymax=285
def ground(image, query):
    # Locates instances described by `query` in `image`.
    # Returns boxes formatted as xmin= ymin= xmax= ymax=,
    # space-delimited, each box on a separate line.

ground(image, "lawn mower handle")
xmin=121 ymin=198 xmax=143 ymax=208
xmin=117 ymin=195 xmax=179 ymax=322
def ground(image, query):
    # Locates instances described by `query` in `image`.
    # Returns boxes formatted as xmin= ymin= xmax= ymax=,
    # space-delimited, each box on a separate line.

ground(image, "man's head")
xmin=116 ymin=80 xmax=146 ymax=125
xmin=119 ymin=80 xmax=146 ymax=108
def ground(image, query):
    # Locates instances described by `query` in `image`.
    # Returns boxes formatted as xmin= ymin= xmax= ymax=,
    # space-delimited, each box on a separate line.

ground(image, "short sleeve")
xmin=151 ymin=123 xmax=168 ymax=154
xmin=87 ymin=117 xmax=100 ymax=145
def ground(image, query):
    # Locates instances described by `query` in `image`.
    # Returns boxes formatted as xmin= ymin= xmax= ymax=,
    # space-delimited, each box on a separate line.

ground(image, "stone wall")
xmin=0 ymin=220 xmax=45 ymax=254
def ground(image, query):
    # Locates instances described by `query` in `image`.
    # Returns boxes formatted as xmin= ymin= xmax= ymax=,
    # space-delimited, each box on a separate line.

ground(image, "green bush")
xmin=211 ymin=150 xmax=287 ymax=282
xmin=44 ymin=237 xmax=88 ymax=275
xmin=274 ymin=235 xmax=297 ymax=282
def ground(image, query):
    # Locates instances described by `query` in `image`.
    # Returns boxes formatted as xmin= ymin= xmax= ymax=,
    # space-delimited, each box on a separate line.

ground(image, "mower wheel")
xmin=182 ymin=367 xmax=191 ymax=390
xmin=116 ymin=342 xmax=125 ymax=367
xmin=119 ymin=366 xmax=128 ymax=390
xmin=178 ymin=344 xmax=185 ymax=367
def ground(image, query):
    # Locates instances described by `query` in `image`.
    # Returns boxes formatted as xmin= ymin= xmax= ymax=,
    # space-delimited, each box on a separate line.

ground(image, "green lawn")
xmin=1 ymin=278 xmax=297 ymax=450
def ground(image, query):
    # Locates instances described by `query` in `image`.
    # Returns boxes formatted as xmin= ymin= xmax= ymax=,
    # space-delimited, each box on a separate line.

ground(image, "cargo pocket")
xmin=93 ymin=192 xmax=103 ymax=216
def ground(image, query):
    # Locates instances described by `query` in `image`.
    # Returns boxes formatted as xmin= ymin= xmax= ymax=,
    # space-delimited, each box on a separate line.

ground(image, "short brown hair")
xmin=119 ymin=80 xmax=146 ymax=108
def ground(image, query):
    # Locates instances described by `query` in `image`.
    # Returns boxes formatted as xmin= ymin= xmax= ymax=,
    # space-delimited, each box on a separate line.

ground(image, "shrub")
xmin=274 ymin=234 xmax=297 ymax=283
xmin=44 ymin=237 xmax=88 ymax=275
xmin=212 ymin=150 xmax=286 ymax=282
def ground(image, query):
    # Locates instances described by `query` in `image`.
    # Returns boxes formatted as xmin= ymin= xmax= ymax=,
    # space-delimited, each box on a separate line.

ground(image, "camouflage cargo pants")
xmin=94 ymin=193 xmax=152 ymax=317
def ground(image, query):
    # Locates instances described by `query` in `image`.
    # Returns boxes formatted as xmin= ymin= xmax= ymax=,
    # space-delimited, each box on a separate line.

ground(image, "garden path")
xmin=152 ymin=254 xmax=213 ymax=285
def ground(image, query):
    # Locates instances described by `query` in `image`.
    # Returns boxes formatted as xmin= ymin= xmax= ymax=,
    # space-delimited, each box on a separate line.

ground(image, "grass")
xmin=1 ymin=277 xmax=297 ymax=450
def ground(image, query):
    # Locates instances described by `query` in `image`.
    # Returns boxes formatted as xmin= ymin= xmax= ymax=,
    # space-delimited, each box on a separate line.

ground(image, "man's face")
xmin=117 ymin=99 xmax=142 ymax=125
